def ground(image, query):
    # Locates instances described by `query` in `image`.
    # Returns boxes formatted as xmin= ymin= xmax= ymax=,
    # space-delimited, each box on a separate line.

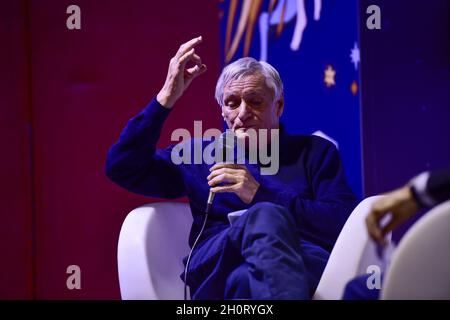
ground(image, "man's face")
xmin=221 ymin=73 xmax=284 ymax=138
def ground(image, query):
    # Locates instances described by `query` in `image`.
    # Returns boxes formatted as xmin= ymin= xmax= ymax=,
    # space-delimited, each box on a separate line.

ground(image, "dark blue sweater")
xmin=105 ymin=98 xmax=358 ymax=252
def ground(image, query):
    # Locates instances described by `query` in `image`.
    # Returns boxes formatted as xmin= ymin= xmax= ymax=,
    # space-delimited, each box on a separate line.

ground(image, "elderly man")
xmin=105 ymin=36 xmax=357 ymax=299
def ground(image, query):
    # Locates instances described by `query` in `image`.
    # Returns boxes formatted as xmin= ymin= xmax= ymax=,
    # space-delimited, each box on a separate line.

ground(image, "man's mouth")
xmin=234 ymin=125 xmax=256 ymax=132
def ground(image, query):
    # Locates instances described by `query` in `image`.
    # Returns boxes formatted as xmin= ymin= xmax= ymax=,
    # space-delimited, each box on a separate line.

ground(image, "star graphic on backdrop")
xmin=350 ymin=42 xmax=360 ymax=70
xmin=324 ymin=65 xmax=336 ymax=87
xmin=351 ymin=80 xmax=358 ymax=95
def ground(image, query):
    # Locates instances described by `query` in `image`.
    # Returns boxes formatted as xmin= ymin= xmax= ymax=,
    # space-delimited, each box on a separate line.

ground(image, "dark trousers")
xmin=184 ymin=202 xmax=330 ymax=300
xmin=342 ymin=274 xmax=382 ymax=300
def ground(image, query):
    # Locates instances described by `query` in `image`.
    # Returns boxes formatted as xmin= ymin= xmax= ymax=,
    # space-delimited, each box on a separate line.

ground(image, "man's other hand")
xmin=207 ymin=163 xmax=260 ymax=204
xmin=157 ymin=36 xmax=207 ymax=109
xmin=366 ymin=186 xmax=418 ymax=246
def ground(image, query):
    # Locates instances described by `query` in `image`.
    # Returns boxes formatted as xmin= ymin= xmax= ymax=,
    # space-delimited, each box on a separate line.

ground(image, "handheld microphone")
xmin=205 ymin=191 xmax=215 ymax=215
xmin=206 ymin=130 xmax=235 ymax=214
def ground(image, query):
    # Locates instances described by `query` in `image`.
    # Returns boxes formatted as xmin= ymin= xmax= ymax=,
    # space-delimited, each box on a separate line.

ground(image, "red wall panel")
xmin=0 ymin=0 xmax=34 ymax=299
xmin=26 ymin=0 xmax=221 ymax=299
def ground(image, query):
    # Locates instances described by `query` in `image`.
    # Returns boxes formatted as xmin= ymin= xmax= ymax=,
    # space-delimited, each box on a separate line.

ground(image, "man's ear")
xmin=276 ymin=97 xmax=284 ymax=118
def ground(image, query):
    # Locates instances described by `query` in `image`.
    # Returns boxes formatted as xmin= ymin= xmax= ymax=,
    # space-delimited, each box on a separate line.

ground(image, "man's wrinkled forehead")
xmin=223 ymin=73 xmax=272 ymax=98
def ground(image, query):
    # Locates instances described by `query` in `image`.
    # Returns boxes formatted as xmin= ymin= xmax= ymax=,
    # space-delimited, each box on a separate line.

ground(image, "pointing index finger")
xmin=176 ymin=36 xmax=203 ymax=58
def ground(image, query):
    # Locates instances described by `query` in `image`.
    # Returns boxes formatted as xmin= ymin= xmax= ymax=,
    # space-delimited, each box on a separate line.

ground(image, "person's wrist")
xmin=247 ymin=181 xmax=260 ymax=204
xmin=408 ymin=171 xmax=434 ymax=208
xmin=404 ymin=184 xmax=415 ymax=200
xmin=156 ymin=89 xmax=176 ymax=109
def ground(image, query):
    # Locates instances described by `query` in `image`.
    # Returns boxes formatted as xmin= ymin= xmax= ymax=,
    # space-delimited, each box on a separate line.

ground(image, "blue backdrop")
xmin=220 ymin=0 xmax=363 ymax=199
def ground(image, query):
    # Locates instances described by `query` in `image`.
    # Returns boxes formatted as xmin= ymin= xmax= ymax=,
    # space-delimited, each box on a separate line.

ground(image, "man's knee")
xmin=228 ymin=202 xmax=300 ymax=254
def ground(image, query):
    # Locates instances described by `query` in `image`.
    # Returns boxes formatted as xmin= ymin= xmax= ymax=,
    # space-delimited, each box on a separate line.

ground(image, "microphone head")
xmin=215 ymin=130 xmax=236 ymax=163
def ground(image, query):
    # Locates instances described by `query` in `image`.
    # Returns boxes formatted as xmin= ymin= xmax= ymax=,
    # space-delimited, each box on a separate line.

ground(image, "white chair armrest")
xmin=117 ymin=202 xmax=192 ymax=300
xmin=381 ymin=200 xmax=450 ymax=299
xmin=313 ymin=195 xmax=391 ymax=299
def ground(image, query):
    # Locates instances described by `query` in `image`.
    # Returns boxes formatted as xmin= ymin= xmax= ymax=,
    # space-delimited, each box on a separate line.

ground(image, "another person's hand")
xmin=366 ymin=185 xmax=418 ymax=245
xmin=207 ymin=163 xmax=260 ymax=204
xmin=157 ymin=36 xmax=207 ymax=109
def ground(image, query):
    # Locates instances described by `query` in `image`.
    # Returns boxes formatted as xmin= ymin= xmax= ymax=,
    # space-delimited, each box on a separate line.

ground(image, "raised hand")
xmin=157 ymin=36 xmax=207 ymax=109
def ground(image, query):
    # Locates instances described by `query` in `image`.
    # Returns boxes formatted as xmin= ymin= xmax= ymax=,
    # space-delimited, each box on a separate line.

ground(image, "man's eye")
xmin=226 ymin=101 xmax=238 ymax=109
xmin=251 ymin=100 xmax=262 ymax=106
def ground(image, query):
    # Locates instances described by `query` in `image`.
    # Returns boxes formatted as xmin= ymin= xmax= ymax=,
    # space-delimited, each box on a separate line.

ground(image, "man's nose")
xmin=237 ymin=101 xmax=251 ymax=121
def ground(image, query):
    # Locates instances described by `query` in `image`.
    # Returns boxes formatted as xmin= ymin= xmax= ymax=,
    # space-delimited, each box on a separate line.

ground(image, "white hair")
xmin=215 ymin=57 xmax=284 ymax=106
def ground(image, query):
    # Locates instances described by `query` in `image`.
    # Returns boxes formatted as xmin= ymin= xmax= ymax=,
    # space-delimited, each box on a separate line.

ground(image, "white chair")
xmin=313 ymin=195 xmax=390 ymax=299
xmin=118 ymin=196 xmax=390 ymax=300
xmin=117 ymin=202 xmax=192 ymax=299
xmin=381 ymin=200 xmax=450 ymax=299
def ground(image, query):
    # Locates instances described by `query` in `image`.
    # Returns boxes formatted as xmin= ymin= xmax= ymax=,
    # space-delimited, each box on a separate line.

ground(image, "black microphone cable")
xmin=183 ymin=191 xmax=214 ymax=300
